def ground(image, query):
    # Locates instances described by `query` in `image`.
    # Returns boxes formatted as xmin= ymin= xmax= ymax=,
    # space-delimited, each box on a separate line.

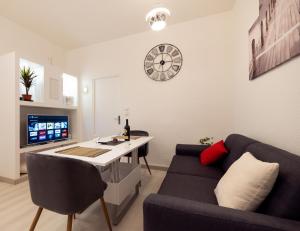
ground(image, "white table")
xmin=38 ymin=136 xmax=153 ymax=224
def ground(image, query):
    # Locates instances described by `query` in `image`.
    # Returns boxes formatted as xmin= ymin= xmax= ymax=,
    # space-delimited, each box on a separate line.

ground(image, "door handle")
xmin=118 ymin=115 xmax=121 ymax=125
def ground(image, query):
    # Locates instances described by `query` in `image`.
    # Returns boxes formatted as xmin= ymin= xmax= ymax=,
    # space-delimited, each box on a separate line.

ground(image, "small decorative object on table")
xmin=112 ymin=137 xmax=118 ymax=143
xmin=199 ymin=137 xmax=214 ymax=145
xmin=97 ymin=137 xmax=125 ymax=146
xmin=20 ymin=67 xmax=37 ymax=101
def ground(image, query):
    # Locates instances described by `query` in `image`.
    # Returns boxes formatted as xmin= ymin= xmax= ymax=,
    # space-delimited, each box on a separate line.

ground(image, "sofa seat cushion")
xmin=168 ymin=155 xmax=224 ymax=180
xmin=158 ymin=173 xmax=218 ymax=204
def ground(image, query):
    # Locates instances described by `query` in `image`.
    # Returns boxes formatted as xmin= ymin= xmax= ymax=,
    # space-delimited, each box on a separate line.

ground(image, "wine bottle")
xmin=123 ymin=119 xmax=131 ymax=141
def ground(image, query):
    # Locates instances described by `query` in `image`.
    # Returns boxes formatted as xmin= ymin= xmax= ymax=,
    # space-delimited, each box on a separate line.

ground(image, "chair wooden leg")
xmin=29 ymin=207 xmax=43 ymax=231
xmin=128 ymin=156 xmax=130 ymax=163
xmin=143 ymin=156 xmax=152 ymax=175
xmin=73 ymin=214 xmax=76 ymax=220
xmin=67 ymin=215 xmax=73 ymax=231
xmin=100 ymin=197 xmax=112 ymax=231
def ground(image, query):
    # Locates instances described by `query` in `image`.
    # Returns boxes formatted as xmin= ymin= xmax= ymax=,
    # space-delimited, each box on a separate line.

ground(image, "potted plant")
xmin=20 ymin=67 xmax=37 ymax=101
xmin=199 ymin=137 xmax=214 ymax=145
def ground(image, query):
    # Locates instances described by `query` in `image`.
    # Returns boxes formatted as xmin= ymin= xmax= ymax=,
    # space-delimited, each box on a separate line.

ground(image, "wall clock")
xmin=144 ymin=44 xmax=183 ymax=81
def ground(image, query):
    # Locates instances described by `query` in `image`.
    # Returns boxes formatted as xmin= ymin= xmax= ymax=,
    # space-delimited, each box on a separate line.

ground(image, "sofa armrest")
xmin=144 ymin=194 xmax=300 ymax=231
xmin=176 ymin=144 xmax=209 ymax=157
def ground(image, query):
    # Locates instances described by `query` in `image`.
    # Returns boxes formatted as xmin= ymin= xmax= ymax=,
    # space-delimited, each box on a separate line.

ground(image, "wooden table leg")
xmin=100 ymin=197 xmax=112 ymax=231
xmin=67 ymin=215 xmax=73 ymax=231
xmin=29 ymin=207 xmax=43 ymax=231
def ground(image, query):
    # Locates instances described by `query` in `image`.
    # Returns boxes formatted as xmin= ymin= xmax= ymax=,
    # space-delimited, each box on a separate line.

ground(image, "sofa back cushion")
xmin=222 ymin=134 xmax=258 ymax=171
xmin=246 ymin=143 xmax=300 ymax=221
xmin=215 ymin=152 xmax=279 ymax=211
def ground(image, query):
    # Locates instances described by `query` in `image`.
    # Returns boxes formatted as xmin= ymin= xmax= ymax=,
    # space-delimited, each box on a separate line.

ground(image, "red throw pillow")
xmin=200 ymin=140 xmax=228 ymax=166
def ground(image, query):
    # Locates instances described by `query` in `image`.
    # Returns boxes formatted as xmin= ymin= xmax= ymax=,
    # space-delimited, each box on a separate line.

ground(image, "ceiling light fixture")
xmin=146 ymin=7 xmax=171 ymax=31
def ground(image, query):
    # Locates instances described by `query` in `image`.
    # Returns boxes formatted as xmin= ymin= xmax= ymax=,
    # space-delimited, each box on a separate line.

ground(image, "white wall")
xmin=232 ymin=0 xmax=300 ymax=155
xmin=66 ymin=12 xmax=235 ymax=167
xmin=66 ymin=0 xmax=300 ymax=168
xmin=0 ymin=15 xmax=65 ymax=68
xmin=0 ymin=53 xmax=18 ymax=179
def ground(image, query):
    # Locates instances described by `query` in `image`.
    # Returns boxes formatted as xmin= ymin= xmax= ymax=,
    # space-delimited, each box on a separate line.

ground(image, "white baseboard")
xmin=0 ymin=174 xmax=28 ymax=185
xmin=141 ymin=163 xmax=168 ymax=171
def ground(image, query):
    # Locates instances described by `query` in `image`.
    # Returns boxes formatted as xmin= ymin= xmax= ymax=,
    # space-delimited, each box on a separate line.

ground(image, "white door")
xmin=94 ymin=76 xmax=122 ymax=138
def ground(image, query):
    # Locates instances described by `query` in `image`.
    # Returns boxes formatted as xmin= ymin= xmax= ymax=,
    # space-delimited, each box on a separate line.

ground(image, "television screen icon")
xmin=47 ymin=122 xmax=54 ymax=129
xmin=38 ymin=123 xmax=47 ymax=130
xmin=55 ymin=129 xmax=61 ymax=134
xmin=61 ymin=122 xmax=68 ymax=128
xmin=54 ymin=122 xmax=61 ymax=129
xmin=39 ymin=130 xmax=46 ymax=136
xmin=30 ymin=131 xmax=38 ymax=137
xmin=30 ymin=137 xmax=38 ymax=141
xmin=28 ymin=123 xmax=38 ymax=132
xmin=39 ymin=135 xmax=46 ymax=140
xmin=47 ymin=130 xmax=54 ymax=135
xmin=55 ymin=133 xmax=61 ymax=138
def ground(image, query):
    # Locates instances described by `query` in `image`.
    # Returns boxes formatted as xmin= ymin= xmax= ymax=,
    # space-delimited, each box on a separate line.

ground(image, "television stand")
xmin=20 ymin=139 xmax=77 ymax=175
xmin=54 ymin=139 xmax=69 ymax=143
xmin=20 ymin=139 xmax=76 ymax=153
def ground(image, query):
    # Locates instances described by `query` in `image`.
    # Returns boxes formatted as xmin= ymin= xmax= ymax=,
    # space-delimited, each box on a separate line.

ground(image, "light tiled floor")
xmin=0 ymin=169 xmax=166 ymax=231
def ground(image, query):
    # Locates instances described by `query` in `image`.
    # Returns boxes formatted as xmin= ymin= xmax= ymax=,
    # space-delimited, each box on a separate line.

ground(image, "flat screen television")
xmin=27 ymin=115 xmax=69 ymax=145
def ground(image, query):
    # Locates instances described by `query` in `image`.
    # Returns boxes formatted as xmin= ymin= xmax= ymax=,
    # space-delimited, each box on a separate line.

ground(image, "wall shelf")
xmin=19 ymin=100 xmax=77 ymax=110
xmin=20 ymin=139 xmax=77 ymax=153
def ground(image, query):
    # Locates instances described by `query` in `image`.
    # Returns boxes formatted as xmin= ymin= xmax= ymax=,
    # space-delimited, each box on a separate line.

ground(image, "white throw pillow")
xmin=214 ymin=152 xmax=279 ymax=211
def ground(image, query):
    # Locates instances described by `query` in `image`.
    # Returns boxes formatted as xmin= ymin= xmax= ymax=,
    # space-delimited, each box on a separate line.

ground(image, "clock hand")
xmin=154 ymin=60 xmax=172 ymax=64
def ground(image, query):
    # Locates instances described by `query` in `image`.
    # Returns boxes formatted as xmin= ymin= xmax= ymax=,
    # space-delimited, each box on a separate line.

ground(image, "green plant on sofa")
xmin=199 ymin=137 xmax=214 ymax=145
xmin=20 ymin=67 xmax=37 ymax=101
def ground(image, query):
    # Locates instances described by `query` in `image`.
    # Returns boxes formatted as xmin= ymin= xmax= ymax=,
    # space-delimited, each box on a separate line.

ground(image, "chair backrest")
xmin=130 ymin=130 xmax=149 ymax=156
xmin=26 ymin=153 xmax=106 ymax=215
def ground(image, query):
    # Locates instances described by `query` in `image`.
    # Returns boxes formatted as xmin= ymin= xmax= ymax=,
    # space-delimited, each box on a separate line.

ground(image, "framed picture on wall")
xmin=249 ymin=0 xmax=300 ymax=80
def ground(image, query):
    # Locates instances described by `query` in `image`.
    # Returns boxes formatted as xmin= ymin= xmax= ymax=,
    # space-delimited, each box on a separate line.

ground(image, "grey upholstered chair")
xmin=125 ymin=130 xmax=151 ymax=175
xmin=26 ymin=153 xmax=112 ymax=231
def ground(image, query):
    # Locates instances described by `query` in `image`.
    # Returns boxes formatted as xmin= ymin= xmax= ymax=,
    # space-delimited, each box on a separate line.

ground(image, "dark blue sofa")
xmin=143 ymin=134 xmax=300 ymax=231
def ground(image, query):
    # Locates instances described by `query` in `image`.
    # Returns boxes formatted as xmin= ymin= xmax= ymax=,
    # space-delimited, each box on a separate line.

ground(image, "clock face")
xmin=144 ymin=44 xmax=183 ymax=81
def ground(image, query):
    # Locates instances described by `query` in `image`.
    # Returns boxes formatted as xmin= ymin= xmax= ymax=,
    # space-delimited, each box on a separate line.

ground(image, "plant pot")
xmin=22 ymin=94 xmax=32 ymax=101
